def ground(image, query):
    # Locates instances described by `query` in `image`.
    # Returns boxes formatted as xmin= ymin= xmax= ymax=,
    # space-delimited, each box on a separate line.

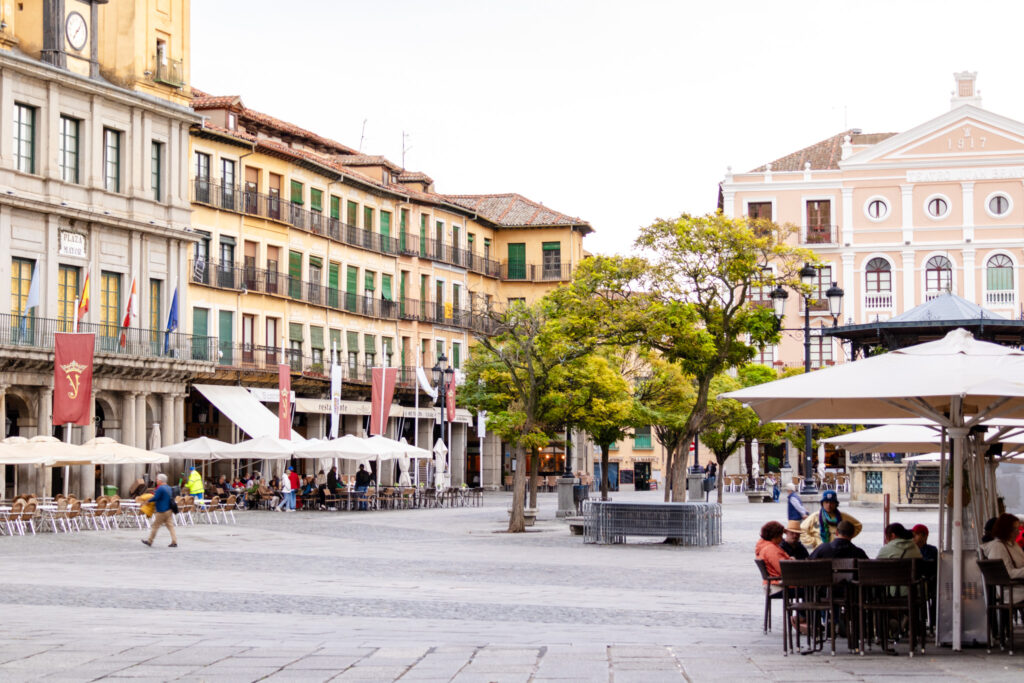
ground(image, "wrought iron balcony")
xmin=153 ymin=57 xmax=185 ymax=88
xmin=499 ymin=261 xmax=573 ymax=282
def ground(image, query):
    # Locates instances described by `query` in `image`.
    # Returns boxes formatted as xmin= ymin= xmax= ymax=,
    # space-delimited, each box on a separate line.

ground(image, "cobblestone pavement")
xmin=1 ymin=491 xmax=1022 ymax=681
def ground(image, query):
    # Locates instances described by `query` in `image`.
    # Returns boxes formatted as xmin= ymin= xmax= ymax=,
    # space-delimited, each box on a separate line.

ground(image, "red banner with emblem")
xmin=370 ymin=367 xmax=398 ymax=436
xmin=446 ymin=375 xmax=456 ymax=423
xmin=54 ymin=333 xmax=94 ymax=426
xmin=278 ymin=363 xmax=291 ymax=439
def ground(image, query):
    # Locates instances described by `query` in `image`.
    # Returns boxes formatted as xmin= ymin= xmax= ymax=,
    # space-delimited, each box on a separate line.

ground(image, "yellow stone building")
xmin=185 ymin=92 xmax=592 ymax=487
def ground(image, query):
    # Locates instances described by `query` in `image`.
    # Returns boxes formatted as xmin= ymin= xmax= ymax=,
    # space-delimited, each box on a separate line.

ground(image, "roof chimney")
xmin=951 ymin=71 xmax=982 ymax=109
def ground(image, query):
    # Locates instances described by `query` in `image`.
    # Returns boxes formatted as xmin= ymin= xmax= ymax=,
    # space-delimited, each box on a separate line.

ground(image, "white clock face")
xmin=66 ymin=12 xmax=87 ymax=52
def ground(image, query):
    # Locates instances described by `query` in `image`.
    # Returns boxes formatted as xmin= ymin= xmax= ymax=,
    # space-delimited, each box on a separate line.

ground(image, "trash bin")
xmin=103 ymin=485 xmax=118 ymax=497
xmin=573 ymin=484 xmax=590 ymax=514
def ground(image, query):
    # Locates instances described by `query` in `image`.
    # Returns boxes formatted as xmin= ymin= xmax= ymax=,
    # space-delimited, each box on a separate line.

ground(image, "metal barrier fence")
xmin=582 ymin=500 xmax=722 ymax=546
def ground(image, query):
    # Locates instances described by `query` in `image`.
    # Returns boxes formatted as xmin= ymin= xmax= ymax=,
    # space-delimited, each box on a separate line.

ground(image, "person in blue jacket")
xmin=142 ymin=473 xmax=178 ymax=548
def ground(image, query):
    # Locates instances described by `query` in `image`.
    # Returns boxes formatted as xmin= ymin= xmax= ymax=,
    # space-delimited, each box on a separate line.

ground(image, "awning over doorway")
xmin=193 ymin=384 xmax=301 ymax=439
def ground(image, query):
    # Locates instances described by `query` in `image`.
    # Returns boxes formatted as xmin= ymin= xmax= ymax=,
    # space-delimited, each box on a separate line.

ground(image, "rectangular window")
xmin=328 ymin=262 xmax=340 ymax=308
xmin=59 ymin=116 xmax=80 ymax=183
xmin=345 ymin=265 xmax=358 ymax=312
xmin=219 ymin=311 xmax=235 ymax=365
xmin=755 ymin=344 xmax=775 ymax=366
xmin=810 ymin=336 xmax=833 ymax=369
xmin=57 ymin=265 xmax=80 ymax=330
xmin=100 ymin=271 xmax=121 ymax=338
xmin=151 ymin=142 xmax=163 ymax=201
xmin=308 ymin=257 xmax=322 ymax=303
xmin=103 ymin=128 xmax=122 ymax=192
xmin=364 ymin=206 xmax=375 ymax=232
xmin=347 ymin=330 xmax=359 ymax=372
xmin=244 ymin=166 xmax=259 ymax=213
xmin=11 ymin=257 xmax=34 ymax=318
xmin=467 ymin=233 xmax=475 ymax=252
xmin=364 ymin=271 xmax=376 ymax=294
xmin=310 ymin=326 xmax=325 ymax=366
xmin=266 ymin=317 xmax=279 ymax=353
xmin=290 ymin=180 xmax=304 ymax=205
xmin=542 ymin=242 xmax=561 ymax=279
xmin=288 ymin=251 xmax=302 ymax=299
xmin=633 ymin=425 xmax=653 ymax=450
xmin=484 ymin=237 xmax=491 ymax=260
xmin=381 ymin=273 xmax=393 ymax=301
xmin=194 ymin=152 xmax=211 ymax=203
xmin=193 ymin=308 xmax=210 ymax=360
xmin=435 ymin=221 xmax=444 ymax=258
xmin=865 ymin=470 xmax=883 ymax=494
xmin=364 ymin=333 xmax=376 ymax=366
xmin=330 ymin=195 xmax=340 ymax=220
xmin=806 ymin=200 xmax=831 ymax=243
xmin=13 ymin=103 xmax=36 ymax=173
xmin=812 ymin=265 xmax=833 ymax=302
xmin=149 ymin=279 xmax=162 ymax=343
xmin=452 ymin=341 xmax=461 ymax=370
xmin=420 ymin=214 xmax=428 ymax=255
xmin=382 ymin=337 xmax=393 ymax=367
xmin=380 ymin=210 xmax=391 ymax=252
xmin=400 ymin=209 xmax=409 ymax=251
xmin=346 ymin=200 xmax=358 ymax=226
xmin=452 ymin=283 xmax=461 ymax=312
xmin=221 ymin=158 xmax=236 ymax=209
xmin=268 ymin=173 xmax=282 ymax=219
xmin=507 ymin=243 xmax=526 ymax=280
xmin=310 ymin=189 xmax=323 ymax=214
xmin=747 ymin=202 xmax=772 ymax=220
xmin=266 ymin=245 xmax=279 ymax=295
xmin=421 ymin=338 xmax=430 ymax=366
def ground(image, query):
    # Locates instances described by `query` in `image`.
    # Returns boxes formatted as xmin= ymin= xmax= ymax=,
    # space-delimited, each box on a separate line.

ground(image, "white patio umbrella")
xmin=157 ymin=436 xmax=232 ymax=460
xmin=296 ymin=435 xmax=378 ymax=460
xmin=433 ymin=438 xmax=449 ymax=489
xmin=81 ymin=437 xmax=169 ymax=465
xmin=398 ymin=452 xmax=412 ymax=486
xmin=149 ymin=423 xmax=162 ymax=451
xmin=215 ymin=435 xmax=306 ymax=460
xmin=824 ymin=424 xmax=943 ymax=455
xmin=724 ymin=328 xmax=1024 ymax=650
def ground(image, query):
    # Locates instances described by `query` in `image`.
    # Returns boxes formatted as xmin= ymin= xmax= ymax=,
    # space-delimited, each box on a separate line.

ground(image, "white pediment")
xmin=841 ymin=105 xmax=1024 ymax=168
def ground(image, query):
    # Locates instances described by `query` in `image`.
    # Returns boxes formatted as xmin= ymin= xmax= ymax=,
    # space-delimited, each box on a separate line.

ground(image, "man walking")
xmin=142 ymin=473 xmax=178 ymax=548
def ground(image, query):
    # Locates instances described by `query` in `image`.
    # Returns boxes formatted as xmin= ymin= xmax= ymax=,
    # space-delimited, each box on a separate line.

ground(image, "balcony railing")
xmin=0 ymin=313 xmax=216 ymax=362
xmin=212 ymin=343 xmax=420 ymax=388
xmin=985 ymin=290 xmax=1016 ymax=307
xmin=192 ymin=179 xmax=501 ymax=277
xmin=153 ymin=56 xmax=185 ymax=88
xmin=499 ymin=262 xmax=573 ymax=282
xmin=190 ymin=258 xmax=501 ymax=336
xmin=804 ymin=225 xmax=837 ymax=245
xmin=864 ymin=292 xmax=893 ymax=310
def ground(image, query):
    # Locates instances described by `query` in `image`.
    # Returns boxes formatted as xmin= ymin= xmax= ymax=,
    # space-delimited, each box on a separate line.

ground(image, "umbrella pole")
xmin=950 ymin=419 xmax=968 ymax=652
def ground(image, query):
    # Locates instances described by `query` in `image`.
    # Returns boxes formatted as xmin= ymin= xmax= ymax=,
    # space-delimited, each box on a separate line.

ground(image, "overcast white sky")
xmin=192 ymin=0 xmax=1024 ymax=257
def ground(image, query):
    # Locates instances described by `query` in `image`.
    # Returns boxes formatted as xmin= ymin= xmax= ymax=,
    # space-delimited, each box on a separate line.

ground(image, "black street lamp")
xmin=770 ymin=263 xmax=844 ymax=494
xmin=432 ymin=353 xmax=455 ymax=474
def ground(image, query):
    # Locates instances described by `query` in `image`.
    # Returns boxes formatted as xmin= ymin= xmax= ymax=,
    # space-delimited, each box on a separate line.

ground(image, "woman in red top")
xmin=756 ymin=520 xmax=792 ymax=583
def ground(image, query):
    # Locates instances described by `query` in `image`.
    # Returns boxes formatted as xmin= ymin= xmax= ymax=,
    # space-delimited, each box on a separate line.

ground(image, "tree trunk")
xmin=599 ymin=443 xmax=610 ymax=501
xmin=744 ymin=438 xmax=754 ymax=491
xmin=717 ymin=457 xmax=725 ymax=504
xmin=507 ymin=445 xmax=527 ymax=532
xmin=528 ymin=446 xmax=540 ymax=509
xmin=671 ymin=437 xmax=692 ymax=502
xmin=663 ymin=446 xmax=674 ymax=502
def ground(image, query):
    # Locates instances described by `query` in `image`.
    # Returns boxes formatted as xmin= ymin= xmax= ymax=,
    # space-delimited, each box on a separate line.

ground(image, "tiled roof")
xmin=442 ymin=193 xmax=592 ymax=232
xmin=750 ymin=130 xmax=897 ymax=172
xmin=199 ymin=120 xmax=256 ymax=143
xmin=191 ymin=88 xmax=242 ymax=110
xmin=398 ymin=171 xmax=433 ymax=184
xmin=337 ymin=155 xmax=403 ymax=172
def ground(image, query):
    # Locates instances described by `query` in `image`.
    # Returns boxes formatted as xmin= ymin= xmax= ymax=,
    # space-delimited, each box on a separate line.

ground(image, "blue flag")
xmin=164 ymin=285 xmax=179 ymax=354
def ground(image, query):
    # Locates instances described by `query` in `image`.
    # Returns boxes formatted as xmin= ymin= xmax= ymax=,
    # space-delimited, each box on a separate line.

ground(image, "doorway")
xmin=634 ymin=462 xmax=651 ymax=491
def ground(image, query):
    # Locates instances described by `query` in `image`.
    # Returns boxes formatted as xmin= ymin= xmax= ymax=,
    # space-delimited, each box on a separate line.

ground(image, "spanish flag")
xmin=77 ymin=267 xmax=90 ymax=321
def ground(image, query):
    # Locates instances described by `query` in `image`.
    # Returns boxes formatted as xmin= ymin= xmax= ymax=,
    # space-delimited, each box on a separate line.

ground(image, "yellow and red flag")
xmin=77 ymin=267 xmax=90 ymax=322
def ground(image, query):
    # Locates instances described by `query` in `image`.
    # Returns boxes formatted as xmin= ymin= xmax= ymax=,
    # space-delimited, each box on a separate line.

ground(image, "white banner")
xmin=416 ymin=366 xmax=438 ymax=400
xmin=330 ymin=362 xmax=342 ymax=438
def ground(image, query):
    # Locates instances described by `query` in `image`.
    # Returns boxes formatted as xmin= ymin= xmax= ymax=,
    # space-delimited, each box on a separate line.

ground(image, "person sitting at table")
xmin=755 ymin=521 xmax=791 ymax=583
xmin=809 ymin=520 xmax=868 ymax=560
xmin=981 ymin=516 xmax=998 ymax=544
xmin=780 ymin=519 xmax=809 ymax=560
xmin=128 ymin=478 xmax=147 ymax=498
xmin=981 ymin=513 xmax=1024 ymax=579
xmin=877 ymin=523 xmax=922 ymax=560
xmin=800 ymin=490 xmax=862 ymax=549
xmin=214 ymin=475 xmax=229 ymax=496
xmin=911 ymin=524 xmax=938 ymax=563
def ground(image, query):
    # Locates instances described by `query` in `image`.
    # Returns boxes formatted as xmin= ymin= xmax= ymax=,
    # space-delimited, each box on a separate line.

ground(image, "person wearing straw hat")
xmin=780 ymin=519 xmax=809 ymax=560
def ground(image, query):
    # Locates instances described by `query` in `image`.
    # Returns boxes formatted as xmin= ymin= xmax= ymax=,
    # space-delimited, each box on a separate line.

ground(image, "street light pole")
xmin=802 ymin=289 xmax=815 ymax=494
xmin=432 ymin=354 xmax=449 ymax=481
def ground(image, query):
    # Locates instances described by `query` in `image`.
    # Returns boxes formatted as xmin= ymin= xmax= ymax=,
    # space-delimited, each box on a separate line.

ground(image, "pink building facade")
xmin=720 ymin=72 xmax=1024 ymax=368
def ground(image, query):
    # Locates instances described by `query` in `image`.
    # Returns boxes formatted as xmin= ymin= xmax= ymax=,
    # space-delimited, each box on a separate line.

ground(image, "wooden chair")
xmin=66 ymin=499 xmax=83 ymax=532
xmin=977 ymin=559 xmax=1024 ymax=655
xmin=88 ymin=498 xmax=109 ymax=530
xmin=220 ymin=495 xmax=238 ymax=524
xmin=754 ymin=559 xmax=784 ymax=634
xmin=17 ymin=501 xmax=38 ymax=535
xmin=856 ymin=559 xmax=925 ymax=657
xmin=3 ymin=500 xmax=26 ymax=535
xmin=780 ymin=559 xmax=837 ymax=656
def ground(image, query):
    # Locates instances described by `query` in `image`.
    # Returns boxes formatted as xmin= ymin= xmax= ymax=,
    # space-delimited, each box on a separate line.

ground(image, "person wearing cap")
xmin=785 ymin=483 xmax=809 ymax=521
xmin=799 ymin=489 xmax=862 ymax=549
xmin=780 ymin=519 xmax=809 ymax=560
xmin=186 ymin=465 xmax=205 ymax=500
xmin=911 ymin=524 xmax=938 ymax=563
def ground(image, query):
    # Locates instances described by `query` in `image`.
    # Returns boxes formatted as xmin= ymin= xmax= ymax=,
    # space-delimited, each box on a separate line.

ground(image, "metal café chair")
xmin=977 ymin=559 xmax=1024 ymax=655
xmin=856 ymin=559 xmax=926 ymax=657
xmin=779 ymin=559 xmax=837 ymax=656
xmin=754 ymin=559 xmax=784 ymax=634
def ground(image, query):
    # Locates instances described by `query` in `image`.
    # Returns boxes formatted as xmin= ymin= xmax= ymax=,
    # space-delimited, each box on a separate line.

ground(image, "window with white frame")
xmin=925 ymin=195 xmax=950 ymax=219
xmin=865 ymin=258 xmax=891 ymax=293
xmin=809 ymin=335 xmax=833 ymax=368
xmin=925 ymin=256 xmax=952 ymax=293
xmin=987 ymin=193 xmax=1011 ymax=218
xmin=754 ymin=343 xmax=774 ymax=366
xmin=865 ymin=197 xmax=889 ymax=221
xmin=986 ymin=254 xmax=1014 ymax=305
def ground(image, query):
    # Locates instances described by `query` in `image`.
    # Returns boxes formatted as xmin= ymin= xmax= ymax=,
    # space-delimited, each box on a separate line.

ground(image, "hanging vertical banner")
xmin=446 ymin=376 xmax=456 ymax=423
xmin=370 ymin=367 xmax=398 ymax=436
xmin=477 ymin=410 xmax=487 ymax=439
xmin=330 ymin=358 xmax=342 ymax=438
xmin=278 ymin=363 xmax=292 ymax=439
xmin=54 ymin=333 xmax=95 ymax=426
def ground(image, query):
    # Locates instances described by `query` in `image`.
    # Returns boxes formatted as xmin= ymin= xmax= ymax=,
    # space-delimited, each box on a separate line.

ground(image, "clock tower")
xmin=41 ymin=0 xmax=106 ymax=77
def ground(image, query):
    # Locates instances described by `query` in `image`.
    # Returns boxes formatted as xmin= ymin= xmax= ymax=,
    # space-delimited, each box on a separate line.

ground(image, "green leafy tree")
xmin=633 ymin=356 xmax=695 ymax=502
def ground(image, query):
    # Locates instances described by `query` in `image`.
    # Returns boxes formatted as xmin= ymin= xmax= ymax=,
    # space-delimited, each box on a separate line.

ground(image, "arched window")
xmin=925 ymin=256 xmax=952 ymax=293
xmin=865 ymin=258 xmax=891 ymax=293
xmin=986 ymin=254 xmax=1013 ymax=291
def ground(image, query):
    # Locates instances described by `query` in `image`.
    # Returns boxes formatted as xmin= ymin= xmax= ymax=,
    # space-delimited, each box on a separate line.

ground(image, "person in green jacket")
xmin=186 ymin=466 xmax=205 ymax=500
xmin=877 ymin=523 xmax=923 ymax=560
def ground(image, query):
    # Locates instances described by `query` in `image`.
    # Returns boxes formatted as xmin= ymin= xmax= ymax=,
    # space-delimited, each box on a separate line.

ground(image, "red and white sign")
xmin=54 ymin=333 xmax=94 ymax=426
xmin=370 ymin=367 xmax=398 ymax=436
xmin=446 ymin=376 xmax=456 ymax=423
xmin=278 ymin=363 xmax=291 ymax=439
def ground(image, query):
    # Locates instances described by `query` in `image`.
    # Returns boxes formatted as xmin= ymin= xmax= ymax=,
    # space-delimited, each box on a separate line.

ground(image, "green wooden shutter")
xmin=419 ymin=274 xmax=428 ymax=318
xmin=330 ymin=196 xmax=340 ymax=220
xmin=346 ymin=201 xmax=358 ymax=225
xmin=308 ymin=255 xmax=322 ymax=269
xmin=400 ymin=209 xmax=408 ymax=251
xmin=364 ymin=206 xmax=374 ymax=231
xmin=346 ymin=330 xmax=359 ymax=355
xmin=218 ymin=310 xmax=233 ymax=365
xmin=364 ymin=271 xmax=375 ymax=293
xmin=288 ymin=251 xmax=302 ymax=298
xmin=345 ymin=265 xmax=358 ymax=311
xmin=290 ymin=180 xmax=303 ymax=204
xmin=382 ymin=274 xmax=393 ymax=301
xmin=328 ymin=262 xmax=340 ymax=308
xmin=380 ymin=211 xmax=391 ymax=238
xmin=420 ymin=215 xmax=427 ymax=255
xmin=507 ymin=243 xmax=526 ymax=279
xmin=310 ymin=189 xmax=323 ymax=213
xmin=399 ymin=271 xmax=407 ymax=315
xmin=364 ymin=333 xmax=376 ymax=356
xmin=192 ymin=308 xmax=208 ymax=360
xmin=452 ymin=342 xmax=461 ymax=369
xmin=310 ymin=326 xmax=324 ymax=349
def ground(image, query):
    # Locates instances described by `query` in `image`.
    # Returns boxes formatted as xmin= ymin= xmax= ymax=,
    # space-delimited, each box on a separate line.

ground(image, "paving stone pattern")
xmin=1 ymin=491 xmax=1022 ymax=681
